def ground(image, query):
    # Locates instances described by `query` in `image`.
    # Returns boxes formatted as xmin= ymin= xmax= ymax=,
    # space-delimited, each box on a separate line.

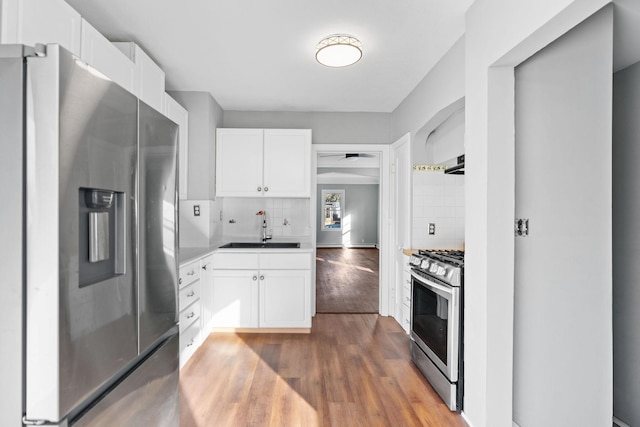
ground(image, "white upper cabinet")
xmin=216 ymin=129 xmax=263 ymax=197
xmin=263 ymin=129 xmax=312 ymax=198
xmin=163 ymin=94 xmax=189 ymax=200
xmin=80 ymin=19 xmax=135 ymax=93
xmin=1 ymin=0 xmax=81 ymax=56
xmin=113 ymin=42 xmax=165 ymax=113
xmin=216 ymin=128 xmax=311 ymax=198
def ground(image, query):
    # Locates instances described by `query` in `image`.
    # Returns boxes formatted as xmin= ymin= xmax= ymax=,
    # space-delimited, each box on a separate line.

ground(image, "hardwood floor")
xmin=316 ymin=248 xmax=379 ymax=313
xmin=180 ymin=314 xmax=468 ymax=427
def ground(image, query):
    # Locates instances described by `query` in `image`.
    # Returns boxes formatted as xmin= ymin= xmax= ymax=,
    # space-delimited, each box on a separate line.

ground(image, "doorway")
xmin=311 ymin=145 xmax=390 ymax=315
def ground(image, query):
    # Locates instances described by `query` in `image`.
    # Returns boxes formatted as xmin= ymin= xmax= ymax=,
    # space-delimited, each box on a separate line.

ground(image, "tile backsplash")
xmin=222 ymin=198 xmax=311 ymax=239
xmin=412 ymin=171 xmax=464 ymax=250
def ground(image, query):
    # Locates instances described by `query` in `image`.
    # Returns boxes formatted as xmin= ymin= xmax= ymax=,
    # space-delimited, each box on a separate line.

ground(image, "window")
xmin=322 ymin=190 xmax=344 ymax=230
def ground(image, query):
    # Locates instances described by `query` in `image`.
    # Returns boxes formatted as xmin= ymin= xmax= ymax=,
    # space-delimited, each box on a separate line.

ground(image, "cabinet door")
xmin=80 ymin=19 xmax=136 ymax=94
xmin=263 ymin=129 xmax=311 ymax=197
xmin=2 ymin=0 xmax=81 ymax=55
xmin=163 ymin=94 xmax=189 ymax=200
xmin=211 ymin=270 xmax=258 ymax=327
xmin=260 ymin=270 xmax=311 ymax=328
xmin=216 ymin=129 xmax=263 ymax=197
xmin=200 ymin=255 xmax=214 ymax=335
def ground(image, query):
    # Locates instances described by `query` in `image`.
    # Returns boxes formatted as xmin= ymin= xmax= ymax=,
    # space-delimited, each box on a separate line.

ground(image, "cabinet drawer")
xmin=179 ymin=281 xmax=200 ymax=312
xmin=260 ymin=253 xmax=311 ymax=270
xmin=179 ymin=299 xmax=200 ymax=333
xmin=179 ymin=320 xmax=201 ymax=366
xmin=212 ymin=253 xmax=259 ymax=269
xmin=179 ymin=260 xmax=200 ymax=288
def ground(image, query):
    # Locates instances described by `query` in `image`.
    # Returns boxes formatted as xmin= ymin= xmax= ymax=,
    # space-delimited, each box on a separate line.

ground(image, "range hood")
xmin=444 ymin=155 xmax=465 ymax=175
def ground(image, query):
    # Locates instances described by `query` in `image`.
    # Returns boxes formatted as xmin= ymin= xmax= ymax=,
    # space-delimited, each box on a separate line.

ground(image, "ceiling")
xmin=64 ymin=0 xmax=473 ymax=113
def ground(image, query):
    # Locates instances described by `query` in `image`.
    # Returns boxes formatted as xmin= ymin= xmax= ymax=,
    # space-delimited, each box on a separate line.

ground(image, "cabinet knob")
xmin=187 ymin=270 xmax=195 ymax=276
xmin=264 ymin=187 xmax=269 ymax=192
xmin=187 ymin=339 xmax=194 ymax=347
xmin=257 ymin=187 xmax=262 ymax=192
xmin=252 ymin=275 xmax=258 ymax=281
xmin=187 ymin=291 xmax=195 ymax=297
xmin=260 ymin=275 xmax=265 ymax=281
xmin=179 ymin=278 xmax=182 ymax=285
xmin=405 ymin=296 xmax=411 ymax=302
xmin=186 ymin=312 xmax=195 ymax=319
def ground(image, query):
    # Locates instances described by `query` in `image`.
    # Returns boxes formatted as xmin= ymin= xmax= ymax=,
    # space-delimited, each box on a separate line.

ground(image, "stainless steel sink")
xmin=218 ymin=242 xmax=300 ymax=249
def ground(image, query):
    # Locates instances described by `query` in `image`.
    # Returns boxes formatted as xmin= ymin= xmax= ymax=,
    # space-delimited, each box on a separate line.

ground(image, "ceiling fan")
xmin=319 ymin=153 xmax=376 ymax=160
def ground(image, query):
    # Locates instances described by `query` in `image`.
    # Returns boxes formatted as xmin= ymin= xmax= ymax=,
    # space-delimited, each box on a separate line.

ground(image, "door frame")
xmin=311 ymin=144 xmax=391 ymax=316
xmin=391 ymin=133 xmax=411 ymax=322
xmin=466 ymin=2 xmax=614 ymax=424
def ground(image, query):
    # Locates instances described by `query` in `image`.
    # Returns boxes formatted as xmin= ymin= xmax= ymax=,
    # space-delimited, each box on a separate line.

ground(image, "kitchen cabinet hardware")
xmin=186 ymin=312 xmax=195 ymax=319
xmin=186 ymin=291 xmax=195 ymax=297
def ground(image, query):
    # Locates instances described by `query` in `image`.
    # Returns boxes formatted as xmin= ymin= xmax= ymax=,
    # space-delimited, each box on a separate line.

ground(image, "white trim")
xmin=312 ymin=144 xmax=391 ymax=316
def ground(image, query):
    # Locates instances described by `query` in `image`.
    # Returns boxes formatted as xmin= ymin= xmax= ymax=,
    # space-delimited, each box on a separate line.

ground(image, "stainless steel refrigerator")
xmin=0 ymin=44 xmax=179 ymax=426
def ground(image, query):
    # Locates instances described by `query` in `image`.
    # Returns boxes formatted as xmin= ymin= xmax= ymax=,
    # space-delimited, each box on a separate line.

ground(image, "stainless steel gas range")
xmin=409 ymin=249 xmax=464 ymax=411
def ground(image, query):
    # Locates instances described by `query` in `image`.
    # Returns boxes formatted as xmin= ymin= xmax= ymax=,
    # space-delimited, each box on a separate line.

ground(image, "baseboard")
xmin=211 ymin=327 xmax=311 ymax=334
xmin=316 ymin=244 xmax=378 ymax=248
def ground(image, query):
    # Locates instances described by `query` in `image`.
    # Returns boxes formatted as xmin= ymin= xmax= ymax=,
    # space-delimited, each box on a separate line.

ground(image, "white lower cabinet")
xmin=260 ymin=269 xmax=311 ymax=328
xmin=178 ymin=259 xmax=202 ymax=368
xmin=211 ymin=269 xmax=259 ymax=328
xmin=200 ymin=254 xmax=214 ymax=336
xmin=211 ymin=252 xmax=311 ymax=329
xmin=401 ymin=255 xmax=412 ymax=334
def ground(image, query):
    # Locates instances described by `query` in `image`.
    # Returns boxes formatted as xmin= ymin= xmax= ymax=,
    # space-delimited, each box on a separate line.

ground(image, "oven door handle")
xmin=412 ymin=272 xmax=455 ymax=298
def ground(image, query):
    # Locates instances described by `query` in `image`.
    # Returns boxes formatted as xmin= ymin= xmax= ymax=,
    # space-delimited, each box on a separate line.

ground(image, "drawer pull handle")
xmin=187 ymin=291 xmax=195 ymax=297
xmin=405 ymin=319 xmax=410 ymax=324
xmin=406 ymin=279 xmax=411 ymax=284
xmin=405 ymin=296 xmax=411 ymax=302
xmin=186 ymin=312 xmax=195 ymax=319
xmin=179 ymin=278 xmax=182 ymax=285
xmin=187 ymin=339 xmax=194 ymax=347
xmin=187 ymin=270 xmax=195 ymax=276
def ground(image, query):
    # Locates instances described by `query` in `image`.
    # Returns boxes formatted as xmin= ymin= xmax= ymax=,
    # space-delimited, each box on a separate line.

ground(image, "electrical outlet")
xmin=193 ymin=205 xmax=200 ymax=217
xmin=428 ymin=223 xmax=435 ymax=235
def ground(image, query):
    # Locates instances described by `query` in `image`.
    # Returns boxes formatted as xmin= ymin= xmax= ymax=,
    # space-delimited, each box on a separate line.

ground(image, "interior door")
xmin=513 ymin=7 xmax=613 ymax=426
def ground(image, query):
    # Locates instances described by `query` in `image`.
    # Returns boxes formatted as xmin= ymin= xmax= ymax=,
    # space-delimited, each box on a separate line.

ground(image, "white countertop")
xmin=178 ymin=236 xmax=313 ymax=265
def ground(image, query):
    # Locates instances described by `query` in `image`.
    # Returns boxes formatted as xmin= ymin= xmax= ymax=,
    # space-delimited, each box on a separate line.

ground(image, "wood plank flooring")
xmin=180 ymin=314 xmax=468 ymax=427
xmin=316 ymin=248 xmax=379 ymax=313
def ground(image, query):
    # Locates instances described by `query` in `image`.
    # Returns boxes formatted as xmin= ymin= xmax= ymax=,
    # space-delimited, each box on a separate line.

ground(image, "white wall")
xmin=223 ymin=111 xmax=392 ymax=144
xmin=612 ymin=61 xmax=640 ymax=427
xmin=412 ymin=171 xmax=464 ymax=250
xmin=168 ymin=91 xmax=223 ymax=200
xmin=464 ymin=1 xmax=611 ymax=426
xmin=391 ymin=36 xmax=465 ymax=144
xmin=316 ymin=184 xmax=379 ymax=247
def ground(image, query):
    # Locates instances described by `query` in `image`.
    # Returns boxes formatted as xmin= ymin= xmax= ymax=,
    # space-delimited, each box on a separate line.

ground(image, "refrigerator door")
xmin=137 ymin=101 xmax=179 ymax=353
xmin=25 ymin=45 xmax=139 ymax=422
xmin=71 ymin=332 xmax=179 ymax=427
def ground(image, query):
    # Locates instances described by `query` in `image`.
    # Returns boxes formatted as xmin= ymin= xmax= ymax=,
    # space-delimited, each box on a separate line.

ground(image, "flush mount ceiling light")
xmin=315 ymin=34 xmax=362 ymax=67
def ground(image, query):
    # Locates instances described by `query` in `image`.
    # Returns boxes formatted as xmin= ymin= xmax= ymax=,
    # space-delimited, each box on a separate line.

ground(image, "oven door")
xmin=411 ymin=270 xmax=460 ymax=382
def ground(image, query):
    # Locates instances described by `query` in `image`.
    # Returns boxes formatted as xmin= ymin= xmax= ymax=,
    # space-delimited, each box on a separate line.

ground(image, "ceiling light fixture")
xmin=315 ymin=34 xmax=362 ymax=67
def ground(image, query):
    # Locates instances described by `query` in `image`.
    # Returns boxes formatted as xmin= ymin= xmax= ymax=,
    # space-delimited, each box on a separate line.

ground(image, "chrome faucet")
xmin=256 ymin=210 xmax=272 ymax=242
